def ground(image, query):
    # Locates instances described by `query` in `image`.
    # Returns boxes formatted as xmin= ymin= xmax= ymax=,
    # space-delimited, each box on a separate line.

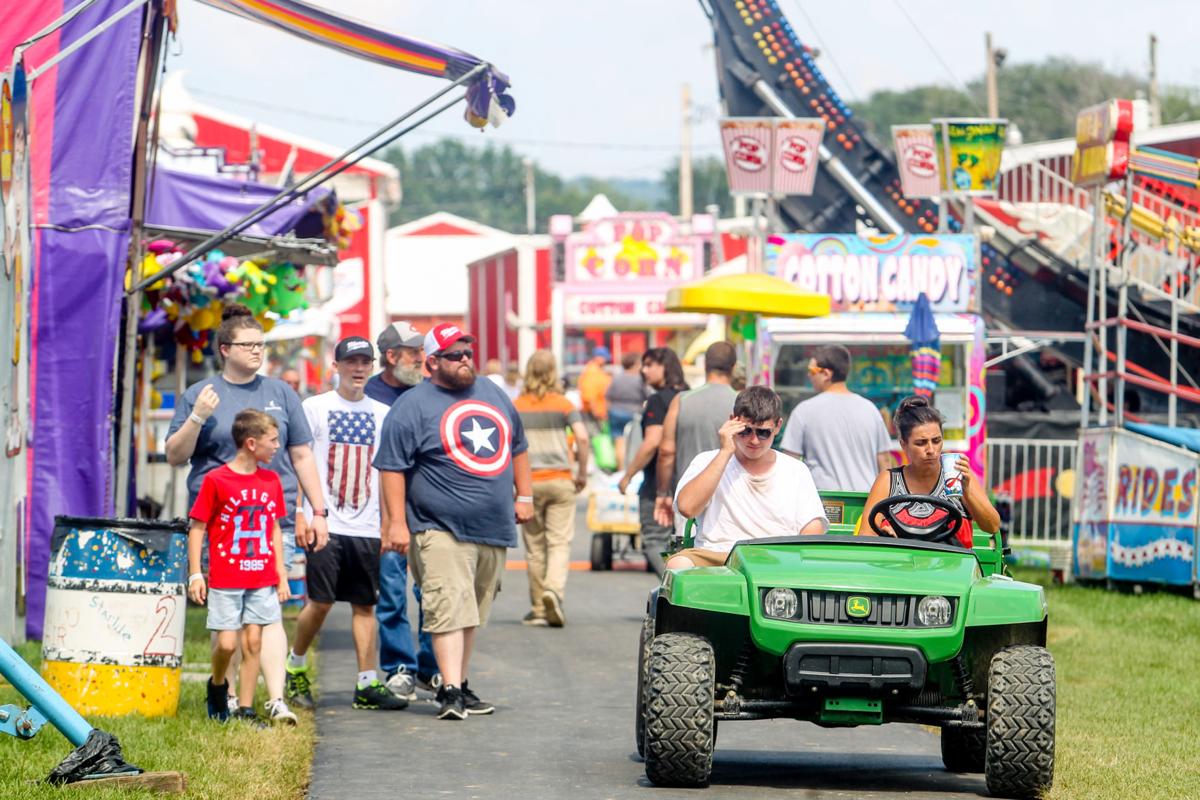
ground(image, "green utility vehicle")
xmin=635 ymin=491 xmax=1055 ymax=798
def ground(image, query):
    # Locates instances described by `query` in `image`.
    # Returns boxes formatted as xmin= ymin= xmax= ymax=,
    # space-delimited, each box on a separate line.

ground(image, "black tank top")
xmin=886 ymin=466 xmax=972 ymax=547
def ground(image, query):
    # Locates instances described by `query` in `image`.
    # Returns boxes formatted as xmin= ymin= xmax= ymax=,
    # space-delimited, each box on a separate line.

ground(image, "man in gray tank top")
xmin=653 ymin=342 xmax=738 ymax=526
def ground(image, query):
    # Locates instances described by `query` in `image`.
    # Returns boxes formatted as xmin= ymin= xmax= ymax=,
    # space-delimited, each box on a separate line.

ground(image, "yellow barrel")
xmin=41 ymin=516 xmax=188 ymax=717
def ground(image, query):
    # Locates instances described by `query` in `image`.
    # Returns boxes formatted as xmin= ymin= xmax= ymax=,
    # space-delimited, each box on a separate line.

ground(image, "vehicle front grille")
xmin=805 ymin=590 xmax=914 ymax=626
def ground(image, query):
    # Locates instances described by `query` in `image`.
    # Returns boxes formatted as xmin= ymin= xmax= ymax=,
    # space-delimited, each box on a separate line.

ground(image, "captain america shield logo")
xmin=439 ymin=400 xmax=512 ymax=476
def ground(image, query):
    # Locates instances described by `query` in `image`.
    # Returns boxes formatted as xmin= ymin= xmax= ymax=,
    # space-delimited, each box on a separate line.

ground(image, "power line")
xmin=888 ymin=0 xmax=985 ymax=113
xmin=787 ymin=1 xmax=860 ymax=102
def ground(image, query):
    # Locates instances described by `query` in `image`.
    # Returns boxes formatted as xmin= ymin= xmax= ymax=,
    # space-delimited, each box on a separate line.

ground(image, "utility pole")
xmin=985 ymin=32 xmax=999 ymax=118
xmin=1149 ymin=34 xmax=1161 ymax=127
xmin=523 ymin=158 xmax=535 ymax=234
xmin=680 ymin=83 xmax=693 ymax=219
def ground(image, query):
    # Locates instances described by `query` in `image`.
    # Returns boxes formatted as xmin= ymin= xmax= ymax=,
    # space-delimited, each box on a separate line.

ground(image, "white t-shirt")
xmin=675 ymin=449 xmax=829 ymax=553
xmin=301 ymin=391 xmax=390 ymax=538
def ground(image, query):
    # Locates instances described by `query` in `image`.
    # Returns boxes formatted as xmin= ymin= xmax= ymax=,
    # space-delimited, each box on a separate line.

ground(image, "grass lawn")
xmin=0 ymin=607 xmax=314 ymax=800
xmin=1013 ymin=569 xmax=1200 ymax=800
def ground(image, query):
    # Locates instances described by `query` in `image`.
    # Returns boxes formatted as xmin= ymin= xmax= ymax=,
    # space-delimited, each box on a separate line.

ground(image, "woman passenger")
xmin=860 ymin=396 xmax=999 ymax=546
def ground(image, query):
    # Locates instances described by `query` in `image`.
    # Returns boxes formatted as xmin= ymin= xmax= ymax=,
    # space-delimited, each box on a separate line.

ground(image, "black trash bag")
xmin=47 ymin=728 xmax=142 ymax=784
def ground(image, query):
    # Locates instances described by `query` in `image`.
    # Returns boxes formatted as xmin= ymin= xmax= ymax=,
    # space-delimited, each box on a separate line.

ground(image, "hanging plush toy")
xmin=263 ymin=262 xmax=308 ymax=318
xmin=229 ymin=260 xmax=277 ymax=315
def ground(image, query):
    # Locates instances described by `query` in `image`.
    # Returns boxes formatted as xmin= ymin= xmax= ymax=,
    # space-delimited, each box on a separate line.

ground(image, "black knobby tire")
xmin=985 ymin=645 xmax=1056 ymax=798
xmin=643 ymin=633 xmax=716 ymax=787
xmin=941 ymin=725 xmax=986 ymax=773
xmin=590 ymin=534 xmax=613 ymax=571
xmin=634 ymin=616 xmax=654 ymax=758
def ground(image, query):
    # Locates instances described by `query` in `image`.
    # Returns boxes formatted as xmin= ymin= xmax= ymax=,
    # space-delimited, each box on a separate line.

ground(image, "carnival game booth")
xmin=1073 ymin=425 xmax=1199 ymax=594
xmin=550 ymin=212 xmax=717 ymax=371
xmin=468 ymin=215 xmax=752 ymax=373
xmin=762 ymin=232 xmax=988 ymax=479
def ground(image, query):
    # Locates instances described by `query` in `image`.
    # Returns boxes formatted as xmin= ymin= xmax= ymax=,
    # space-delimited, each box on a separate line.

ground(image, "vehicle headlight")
xmin=763 ymin=587 xmax=798 ymax=619
xmin=916 ymin=595 xmax=953 ymax=626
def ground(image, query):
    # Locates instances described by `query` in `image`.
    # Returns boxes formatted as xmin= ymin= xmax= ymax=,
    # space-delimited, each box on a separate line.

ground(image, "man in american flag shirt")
xmin=284 ymin=336 xmax=407 ymax=711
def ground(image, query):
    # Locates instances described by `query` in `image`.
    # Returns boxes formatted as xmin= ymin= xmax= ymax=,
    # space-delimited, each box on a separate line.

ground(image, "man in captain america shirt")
xmin=374 ymin=323 xmax=533 ymax=721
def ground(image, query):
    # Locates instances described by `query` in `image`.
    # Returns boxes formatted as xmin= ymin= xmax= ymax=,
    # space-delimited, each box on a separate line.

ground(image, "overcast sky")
xmin=168 ymin=0 xmax=1199 ymax=179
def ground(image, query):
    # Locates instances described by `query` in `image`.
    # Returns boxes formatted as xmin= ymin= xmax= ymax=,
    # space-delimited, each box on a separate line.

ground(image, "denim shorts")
xmin=207 ymin=586 xmax=281 ymax=631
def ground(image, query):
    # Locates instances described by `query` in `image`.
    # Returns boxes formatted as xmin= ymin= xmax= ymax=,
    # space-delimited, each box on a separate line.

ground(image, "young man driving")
xmin=667 ymin=386 xmax=828 ymax=569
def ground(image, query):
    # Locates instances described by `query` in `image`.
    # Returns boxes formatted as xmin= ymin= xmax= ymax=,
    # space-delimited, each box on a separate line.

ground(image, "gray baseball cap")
xmin=377 ymin=321 xmax=423 ymax=351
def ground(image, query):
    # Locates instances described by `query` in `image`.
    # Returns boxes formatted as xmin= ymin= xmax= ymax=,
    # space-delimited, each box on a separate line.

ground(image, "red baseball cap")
xmin=423 ymin=322 xmax=475 ymax=355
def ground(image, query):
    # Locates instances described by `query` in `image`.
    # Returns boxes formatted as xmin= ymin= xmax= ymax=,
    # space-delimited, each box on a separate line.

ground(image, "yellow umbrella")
xmin=665 ymin=272 xmax=830 ymax=318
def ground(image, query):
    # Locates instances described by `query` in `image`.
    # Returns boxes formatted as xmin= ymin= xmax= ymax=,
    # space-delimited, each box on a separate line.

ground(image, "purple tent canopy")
xmin=145 ymin=166 xmax=332 ymax=239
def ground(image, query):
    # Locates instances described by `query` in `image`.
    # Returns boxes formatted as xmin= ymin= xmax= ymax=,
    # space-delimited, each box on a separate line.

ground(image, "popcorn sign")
xmin=891 ymin=124 xmax=940 ymax=198
xmin=720 ymin=118 xmax=773 ymax=194
xmin=720 ymin=117 xmax=824 ymax=196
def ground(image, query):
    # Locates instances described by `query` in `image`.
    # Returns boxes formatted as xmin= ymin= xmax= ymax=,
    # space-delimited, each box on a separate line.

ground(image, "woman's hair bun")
xmin=897 ymin=395 xmax=931 ymax=413
xmin=222 ymin=302 xmax=253 ymax=321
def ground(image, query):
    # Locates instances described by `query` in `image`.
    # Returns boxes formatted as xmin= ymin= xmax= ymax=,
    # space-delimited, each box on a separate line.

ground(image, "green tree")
xmin=381 ymin=140 xmax=644 ymax=231
xmin=851 ymin=57 xmax=1200 ymax=143
xmin=661 ymin=156 xmax=732 ymax=218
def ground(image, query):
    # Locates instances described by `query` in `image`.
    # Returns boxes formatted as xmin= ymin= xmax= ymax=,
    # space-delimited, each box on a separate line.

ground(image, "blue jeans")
xmin=377 ymin=551 xmax=437 ymax=678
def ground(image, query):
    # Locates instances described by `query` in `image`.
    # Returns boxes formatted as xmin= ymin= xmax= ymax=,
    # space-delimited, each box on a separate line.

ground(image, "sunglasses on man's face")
xmin=807 ymin=364 xmax=827 ymax=376
xmin=736 ymin=425 xmax=775 ymax=440
xmin=438 ymin=349 xmax=474 ymax=362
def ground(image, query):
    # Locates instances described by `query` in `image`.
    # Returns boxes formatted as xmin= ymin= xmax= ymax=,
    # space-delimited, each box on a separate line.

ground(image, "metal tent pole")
xmin=128 ymin=63 xmax=486 ymax=295
xmin=114 ymin=4 xmax=167 ymax=516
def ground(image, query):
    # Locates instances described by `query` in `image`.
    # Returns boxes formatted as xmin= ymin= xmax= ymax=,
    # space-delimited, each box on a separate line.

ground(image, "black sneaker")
xmin=206 ymin=678 xmax=230 ymax=722
xmin=461 ymin=680 xmax=495 ymax=715
xmin=435 ymin=685 xmax=467 ymax=720
xmin=353 ymin=680 xmax=409 ymax=710
xmin=542 ymin=590 xmax=566 ymax=628
xmin=416 ymin=671 xmax=443 ymax=694
xmin=231 ymin=706 xmax=268 ymax=729
xmin=285 ymin=664 xmax=315 ymax=710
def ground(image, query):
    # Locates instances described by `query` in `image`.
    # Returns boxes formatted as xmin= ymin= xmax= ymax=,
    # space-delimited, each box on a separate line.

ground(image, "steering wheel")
xmin=867 ymin=494 xmax=964 ymax=545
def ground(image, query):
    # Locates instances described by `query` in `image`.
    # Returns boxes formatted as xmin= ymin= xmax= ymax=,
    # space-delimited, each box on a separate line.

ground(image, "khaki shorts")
xmin=671 ymin=547 xmax=729 ymax=568
xmin=409 ymin=530 xmax=505 ymax=633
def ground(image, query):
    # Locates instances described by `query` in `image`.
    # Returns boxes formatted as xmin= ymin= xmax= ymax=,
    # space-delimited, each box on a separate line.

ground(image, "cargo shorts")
xmin=409 ymin=530 xmax=505 ymax=633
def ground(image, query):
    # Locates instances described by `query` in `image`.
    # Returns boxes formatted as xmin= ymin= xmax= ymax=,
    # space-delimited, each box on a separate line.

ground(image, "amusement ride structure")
xmin=699 ymin=0 xmax=1199 ymax=417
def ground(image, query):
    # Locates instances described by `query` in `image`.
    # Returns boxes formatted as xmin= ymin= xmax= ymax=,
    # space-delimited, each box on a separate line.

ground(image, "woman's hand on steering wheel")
xmin=867 ymin=495 xmax=964 ymax=545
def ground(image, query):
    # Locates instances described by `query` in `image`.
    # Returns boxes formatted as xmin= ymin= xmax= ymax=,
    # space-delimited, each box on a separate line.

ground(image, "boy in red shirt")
xmin=188 ymin=409 xmax=292 ymax=724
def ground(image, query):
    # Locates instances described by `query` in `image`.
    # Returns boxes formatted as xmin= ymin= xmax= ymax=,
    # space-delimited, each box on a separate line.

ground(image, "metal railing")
xmin=986 ymin=438 xmax=1076 ymax=547
xmin=996 ymin=158 xmax=1200 ymax=310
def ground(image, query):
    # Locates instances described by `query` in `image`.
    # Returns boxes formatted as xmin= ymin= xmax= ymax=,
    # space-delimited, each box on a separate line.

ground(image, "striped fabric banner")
xmin=911 ymin=346 xmax=942 ymax=397
xmin=1129 ymin=145 xmax=1200 ymax=190
xmin=198 ymin=0 xmax=515 ymax=126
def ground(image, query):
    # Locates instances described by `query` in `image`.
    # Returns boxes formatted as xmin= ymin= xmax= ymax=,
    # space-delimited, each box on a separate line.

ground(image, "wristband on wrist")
xmin=188 ymin=413 xmax=205 ymax=426
xmin=310 ymin=509 xmax=328 ymax=517
xmin=188 ymin=572 xmax=203 ymax=584
xmin=516 ymin=495 xmax=534 ymax=504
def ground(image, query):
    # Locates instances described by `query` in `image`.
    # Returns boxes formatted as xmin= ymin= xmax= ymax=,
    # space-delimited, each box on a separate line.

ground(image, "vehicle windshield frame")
xmin=730 ymin=534 xmax=979 ymax=559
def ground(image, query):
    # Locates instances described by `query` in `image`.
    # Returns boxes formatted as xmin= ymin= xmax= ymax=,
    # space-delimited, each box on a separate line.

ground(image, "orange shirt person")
xmin=578 ymin=346 xmax=613 ymax=425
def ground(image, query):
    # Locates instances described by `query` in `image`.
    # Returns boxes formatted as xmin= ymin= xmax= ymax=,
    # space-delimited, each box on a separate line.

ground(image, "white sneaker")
xmin=386 ymin=669 xmax=417 ymax=701
xmin=265 ymin=698 xmax=298 ymax=726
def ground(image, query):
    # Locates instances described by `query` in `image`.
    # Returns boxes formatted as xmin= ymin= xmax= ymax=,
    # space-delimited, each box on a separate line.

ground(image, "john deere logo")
xmin=847 ymin=596 xmax=871 ymax=618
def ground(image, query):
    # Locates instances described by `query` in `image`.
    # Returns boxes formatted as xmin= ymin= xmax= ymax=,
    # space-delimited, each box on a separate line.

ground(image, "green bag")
xmin=591 ymin=421 xmax=617 ymax=473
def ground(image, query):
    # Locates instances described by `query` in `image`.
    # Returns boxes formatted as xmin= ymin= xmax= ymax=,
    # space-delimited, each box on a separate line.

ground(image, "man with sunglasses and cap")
xmin=374 ymin=323 xmax=533 ymax=721
xmin=666 ymin=386 xmax=827 ymax=569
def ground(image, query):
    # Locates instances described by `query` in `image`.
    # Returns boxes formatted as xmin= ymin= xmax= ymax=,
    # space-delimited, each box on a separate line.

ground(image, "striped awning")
xmin=198 ymin=0 xmax=514 ymax=126
xmin=1130 ymin=145 xmax=1200 ymax=190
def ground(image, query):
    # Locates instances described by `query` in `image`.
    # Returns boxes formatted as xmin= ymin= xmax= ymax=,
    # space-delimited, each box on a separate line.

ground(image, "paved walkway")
xmin=305 ymin=511 xmax=986 ymax=799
